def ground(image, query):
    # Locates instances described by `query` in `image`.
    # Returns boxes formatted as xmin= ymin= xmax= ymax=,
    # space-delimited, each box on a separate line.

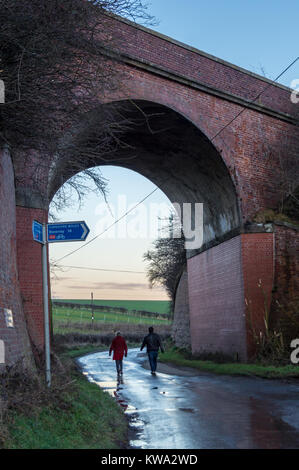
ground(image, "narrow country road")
xmin=77 ymin=349 xmax=299 ymax=449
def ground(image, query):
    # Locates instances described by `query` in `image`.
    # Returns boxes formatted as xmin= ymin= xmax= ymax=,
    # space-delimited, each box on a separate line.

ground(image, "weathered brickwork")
xmin=187 ymin=236 xmax=248 ymax=360
xmin=16 ymin=206 xmax=48 ymax=353
xmin=108 ymin=63 xmax=298 ymax=225
xmin=187 ymin=233 xmax=275 ymax=360
xmin=105 ymin=15 xmax=297 ymax=118
xmin=273 ymin=225 xmax=299 ymax=298
xmin=241 ymin=233 xmax=274 ymax=358
xmin=0 ymin=148 xmax=33 ymax=369
xmin=172 ymin=271 xmax=191 ymax=349
xmin=271 ymin=224 xmax=299 ymax=325
xmin=2 ymin=16 xmax=297 ymax=361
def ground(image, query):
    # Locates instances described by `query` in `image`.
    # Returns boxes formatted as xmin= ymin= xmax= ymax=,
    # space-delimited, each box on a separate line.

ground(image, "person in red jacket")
xmin=109 ymin=331 xmax=128 ymax=376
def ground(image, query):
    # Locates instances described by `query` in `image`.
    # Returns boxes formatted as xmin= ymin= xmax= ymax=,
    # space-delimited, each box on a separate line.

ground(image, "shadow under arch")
xmin=49 ymin=99 xmax=241 ymax=256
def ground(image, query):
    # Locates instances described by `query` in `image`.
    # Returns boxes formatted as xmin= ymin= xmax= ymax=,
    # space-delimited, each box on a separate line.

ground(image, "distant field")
xmin=52 ymin=299 xmax=172 ymax=331
xmin=55 ymin=299 xmax=171 ymax=314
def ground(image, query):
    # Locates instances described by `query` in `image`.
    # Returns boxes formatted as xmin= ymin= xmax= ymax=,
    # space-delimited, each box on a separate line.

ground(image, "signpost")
xmin=91 ymin=292 xmax=94 ymax=327
xmin=32 ymin=220 xmax=44 ymax=244
xmin=32 ymin=220 xmax=90 ymax=387
xmin=47 ymin=221 xmax=89 ymax=243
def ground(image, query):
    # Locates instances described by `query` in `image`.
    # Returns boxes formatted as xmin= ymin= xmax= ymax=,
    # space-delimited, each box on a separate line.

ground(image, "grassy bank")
xmin=1 ymin=346 xmax=128 ymax=449
xmin=160 ymin=346 xmax=299 ymax=379
xmin=53 ymin=322 xmax=171 ymax=350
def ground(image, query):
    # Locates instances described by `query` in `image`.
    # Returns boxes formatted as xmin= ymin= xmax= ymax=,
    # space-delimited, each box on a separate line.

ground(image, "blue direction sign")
xmin=32 ymin=220 xmax=44 ymax=244
xmin=47 ymin=221 xmax=90 ymax=243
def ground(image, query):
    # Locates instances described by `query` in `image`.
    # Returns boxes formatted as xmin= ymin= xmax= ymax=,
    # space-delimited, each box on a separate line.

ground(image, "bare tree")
xmin=0 ymin=0 xmax=155 ymax=208
xmin=144 ymin=215 xmax=186 ymax=304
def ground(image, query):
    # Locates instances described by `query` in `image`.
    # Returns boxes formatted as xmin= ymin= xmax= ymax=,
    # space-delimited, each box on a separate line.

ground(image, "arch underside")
xmin=50 ymin=100 xmax=241 ymax=254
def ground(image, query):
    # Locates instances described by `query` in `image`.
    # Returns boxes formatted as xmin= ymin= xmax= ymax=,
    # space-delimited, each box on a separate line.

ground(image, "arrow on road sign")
xmin=47 ymin=221 xmax=90 ymax=243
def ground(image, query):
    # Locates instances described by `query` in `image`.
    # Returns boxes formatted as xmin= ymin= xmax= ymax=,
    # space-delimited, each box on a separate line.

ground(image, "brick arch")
xmin=3 ymin=14 xmax=297 ymax=365
xmin=48 ymin=99 xmax=241 ymax=251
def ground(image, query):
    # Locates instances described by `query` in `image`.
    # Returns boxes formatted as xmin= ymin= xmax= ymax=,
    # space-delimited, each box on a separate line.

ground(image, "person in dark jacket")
xmin=109 ymin=331 xmax=128 ymax=376
xmin=140 ymin=326 xmax=164 ymax=375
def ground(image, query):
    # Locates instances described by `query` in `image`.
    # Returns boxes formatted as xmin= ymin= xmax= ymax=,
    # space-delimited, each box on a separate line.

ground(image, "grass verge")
xmin=1 ymin=346 xmax=128 ymax=449
xmin=160 ymin=346 xmax=299 ymax=379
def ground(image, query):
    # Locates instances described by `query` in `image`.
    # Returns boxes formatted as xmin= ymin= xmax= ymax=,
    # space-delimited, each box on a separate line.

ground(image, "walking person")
xmin=109 ymin=331 xmax=128 ymax=376
xmin=140 ymin=326 xmax=164 ymax=375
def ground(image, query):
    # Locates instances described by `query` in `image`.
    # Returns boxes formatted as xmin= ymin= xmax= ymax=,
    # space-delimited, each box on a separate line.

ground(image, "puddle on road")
xmin=179 ymin=408 xmax=196 ymax=413
xmin=130 ymin=439 xmax=148 ymax=449
xmin=130 ymin=417 xmax=145 ymax=429
xmin=125 ymin=404 xmax=138 ymax=413
xmin=160 ymin=391 xmax=183 ymax=399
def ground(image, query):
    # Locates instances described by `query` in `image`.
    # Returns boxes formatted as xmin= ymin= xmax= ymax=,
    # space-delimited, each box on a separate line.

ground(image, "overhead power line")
xmin=53 ymin=186 xmax=159 ymax=265
xmin=52 ymin=264 xmax=145 ymax=274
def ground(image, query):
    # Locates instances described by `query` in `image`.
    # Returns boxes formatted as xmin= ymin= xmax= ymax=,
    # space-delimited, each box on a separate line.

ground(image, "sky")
xmin=50 ymin=0 xmax=299 ymax=301
xmin=145 ymin=0 xmax=299 ymax=88
xmin=50 ymin=167 xmax=173 ymax=300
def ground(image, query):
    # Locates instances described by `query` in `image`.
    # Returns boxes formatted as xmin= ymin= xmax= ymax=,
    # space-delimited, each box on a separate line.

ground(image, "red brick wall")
xmin=172 ymin=270 xmax=191 ymax=349
xmin=241 ymin=233 xmax=274 ymax=358
xmin=7 ymin=17 xmax=299 ymax=363
xmin=95 ymin=18 xmax=299 ymax=228
xmin=105 ymin=15 xmax=297 ymax=117
xmin=273 ymin=225 xmax=299 ymax=298
xmin=187 ymin=233 xmax=274 ymax=360
xmin=15 ymin=206 xmax=48 ymax=352
xmin=187 ymin=236 xmax=247 ymax=360
xmin=13 ymin=17 xmax=298 ymax=228
xmin=104 ymin=62 xmax=299 ymax=224
xmin=0 ymin=148 xmax=33 ymax=368
xmin=271 ymin=225 xmax=299 ymax=327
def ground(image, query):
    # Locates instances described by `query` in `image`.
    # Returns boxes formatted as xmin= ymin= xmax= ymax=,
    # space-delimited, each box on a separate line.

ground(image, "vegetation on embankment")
xmin=0 ymin=346 xmax=128 ymax=449
xmin=159 ymin=345 xmax=299 ymax=379
xmin=53 ymin=321 xmax=171 ymax=350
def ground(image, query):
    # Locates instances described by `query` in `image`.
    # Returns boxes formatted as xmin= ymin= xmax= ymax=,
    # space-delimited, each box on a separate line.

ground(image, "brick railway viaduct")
xmin=0 ymin=14 xmax=298 ymax=367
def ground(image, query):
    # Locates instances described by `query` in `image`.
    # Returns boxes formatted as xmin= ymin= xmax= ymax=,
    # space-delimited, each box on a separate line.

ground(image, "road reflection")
xmin=77 ymin=349 xmax=299 ymax=449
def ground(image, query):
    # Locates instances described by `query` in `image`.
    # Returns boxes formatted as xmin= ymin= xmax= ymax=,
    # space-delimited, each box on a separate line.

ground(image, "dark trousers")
xmin=115 ymin=359 xmax=123 ymax=374
xmin=148 ymin=350 xmax=158 ymax=372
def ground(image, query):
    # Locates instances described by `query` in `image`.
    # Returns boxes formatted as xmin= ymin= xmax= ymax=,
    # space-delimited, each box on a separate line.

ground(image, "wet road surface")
xmin=77 ymin=348 xmax=299 ymax=449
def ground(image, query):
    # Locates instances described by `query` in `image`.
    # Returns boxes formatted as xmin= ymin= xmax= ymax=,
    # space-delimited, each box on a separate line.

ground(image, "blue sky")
xmin=50 ymin=167 xmax=172 ymax=300
xmin=50 ymin=1 xmax=299 ymax=300
xmin=146 ymin=0 xmax=299 ymax=88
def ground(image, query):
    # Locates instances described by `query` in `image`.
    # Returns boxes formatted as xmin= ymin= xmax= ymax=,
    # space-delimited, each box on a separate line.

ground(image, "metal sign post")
xmin=42 ymin=224 xmax=51 ymax=388
xmin=32 ymin=220 xmax=90 ymax=387
xmin=91 ymin=292 xmax=94 ymax=327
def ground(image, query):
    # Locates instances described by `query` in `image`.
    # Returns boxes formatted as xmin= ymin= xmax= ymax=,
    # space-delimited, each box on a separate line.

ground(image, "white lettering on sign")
xmin=4 ymin=308 xmax=14 ymax=328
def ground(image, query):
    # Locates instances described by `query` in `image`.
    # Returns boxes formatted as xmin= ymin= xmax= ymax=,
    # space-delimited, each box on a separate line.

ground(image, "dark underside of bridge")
xmin=51 ymin=100 xmax=241 ymax=255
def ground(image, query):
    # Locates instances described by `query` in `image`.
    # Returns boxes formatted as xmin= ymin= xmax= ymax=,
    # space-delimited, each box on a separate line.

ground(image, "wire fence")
xmin=52 ymin=306 xmax=172 ymax=328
